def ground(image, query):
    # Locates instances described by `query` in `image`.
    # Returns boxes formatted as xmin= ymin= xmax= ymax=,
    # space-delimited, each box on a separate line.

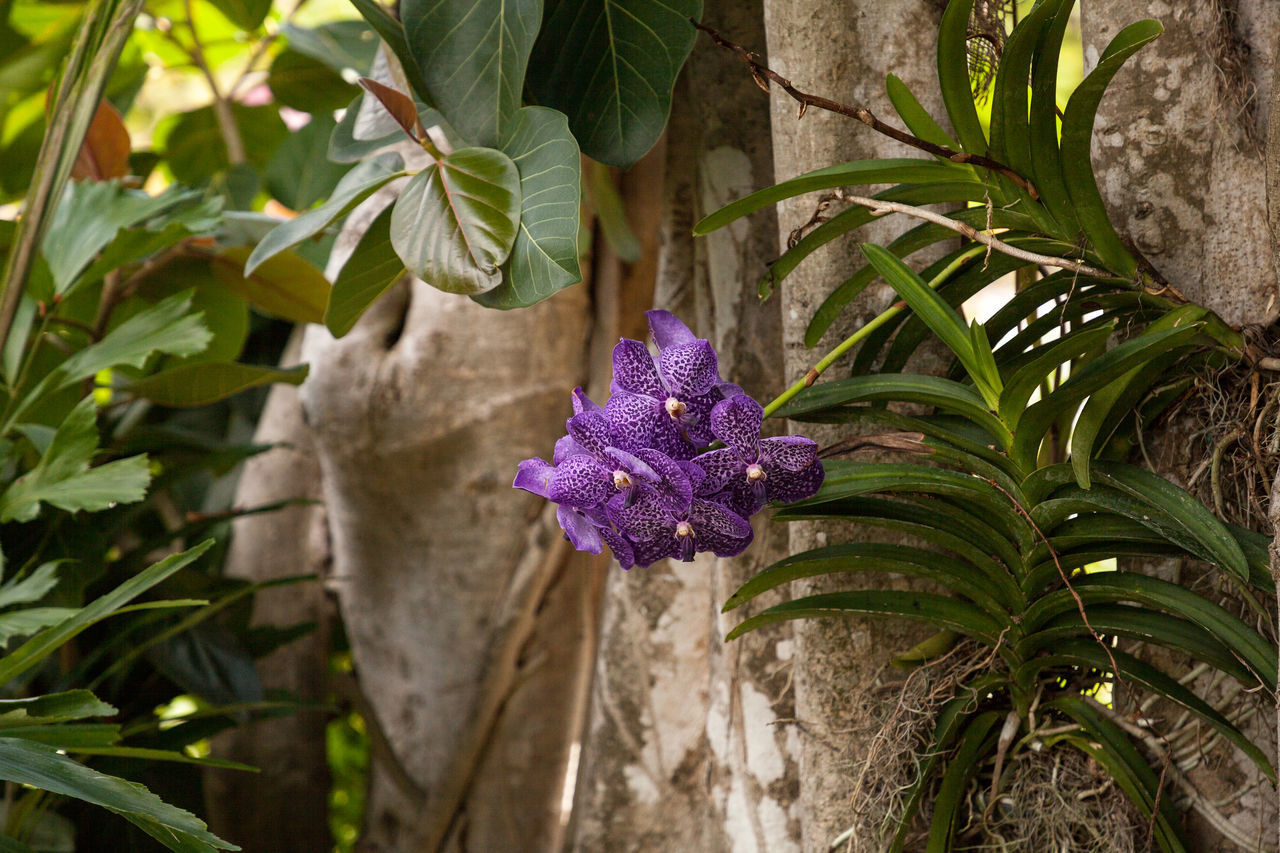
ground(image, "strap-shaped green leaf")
xmin=400 ymin=0 xmax=539 ymax=148
xmin=861 ymin=244 xmax=1002 ymax=406
xmin=927 ymin=712 xmax=1001 ymax=853
xmin=693 ymin=159 xmax=974 ymax=235
xmin=346 ymin=0 xmax=435 ymax=107
xmin=1060 ymin=20 xmax=1163 ymax=277
xmin=390 ymin=146 xmax=521 ymax=294
xmin=724 ymin=542 xmax=1016 ymax=617
xmin=473 ymin=106 xmax=583 ymax=309
xmin=766 ymin=182 xmax=988 ymax=302
xmin=780 ymin=374 xmax=1011 ymax=449
xmin=998 ymin=322 xmax=1113 ymax=428
xmin=935 ymin=0 xmax=988 ymax=156
xmin=885 ymin=73 xmax=958 ymax=150
xmin=726 ymin=590 xmax=1005 ymax=644
xmin=1010 ymin=324 xmax=1202 ymax=468
xmin=1028 ymin=0 xmax=1080 ymax=238
xmin=0 ymin=690 xmax=115 ymax=725
xmin=1050 ymin=697 xmax=1189 ymax=852
xmin=1021 ymin=605 xmax=1261 ymax=689
xmin=1021 ymin=573 xmax=1273 ymax=684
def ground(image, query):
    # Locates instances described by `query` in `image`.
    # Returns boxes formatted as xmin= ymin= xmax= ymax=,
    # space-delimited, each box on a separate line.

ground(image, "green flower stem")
xmin=762 ymin=244 xmax=987 ymax=418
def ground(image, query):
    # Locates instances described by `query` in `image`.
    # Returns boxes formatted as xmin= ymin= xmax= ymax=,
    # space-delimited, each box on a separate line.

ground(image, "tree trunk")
xmin=569 ymin=1 xmax=802 ymax=848
xmin=762 ymin=1 xmax=949 ymax=849
xmin=1084 ymin=3 xmax=1280 ymax=849
xmin=204 ymin=330 xmax=333 ymax=853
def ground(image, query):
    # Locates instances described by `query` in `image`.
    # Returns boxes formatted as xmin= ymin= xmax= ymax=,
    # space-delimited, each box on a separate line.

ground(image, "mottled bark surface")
xmin=570 ymin=1 xmax=799 ymax=847
xmin=204 ymin=331 xmax=332 ymax=853
xmin=1083 ymin=0 xmax=1279 ymax=327
xmin=1088 ymin=3 xmax=1280 ymax=849
xmin=762 ymin=1 xmax=946 ymax=849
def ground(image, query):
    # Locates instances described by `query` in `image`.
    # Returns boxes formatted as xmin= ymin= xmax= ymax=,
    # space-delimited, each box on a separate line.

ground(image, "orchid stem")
xmin=761 ymin=244 xmax=987 ymax=419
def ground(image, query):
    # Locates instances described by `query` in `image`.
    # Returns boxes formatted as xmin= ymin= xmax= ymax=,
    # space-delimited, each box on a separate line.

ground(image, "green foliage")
xmin=699 ymin=2 xmax=1271 ymax=848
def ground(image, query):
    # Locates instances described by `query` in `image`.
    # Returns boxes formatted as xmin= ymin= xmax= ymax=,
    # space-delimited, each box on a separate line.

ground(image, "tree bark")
xmin=762 ymin=1 xmax=948 ymax=849
xmin=1085 ymin=3 xmax=1280 ymax=849
xmin=204 ymin=330 xmax=333 ymax=853
xmin=569 ymin=1 xmax=802 ymax=847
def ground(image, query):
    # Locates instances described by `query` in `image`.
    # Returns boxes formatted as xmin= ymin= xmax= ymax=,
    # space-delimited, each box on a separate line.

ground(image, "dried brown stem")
xmin=692 ymin=20 xmax=1041 ymax=200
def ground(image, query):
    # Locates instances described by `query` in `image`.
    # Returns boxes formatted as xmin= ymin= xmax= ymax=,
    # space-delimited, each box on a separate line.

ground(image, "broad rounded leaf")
xmin=401 ymin=0 xmax=540 ymax=147
xmin=390 ymin=147 xmax=521 ymax=294
xmin=268 ymin=49 xmax=356 ymax=115
xmin=326 ymin=204 xmax=405 ymax=337
xmin=213 ymin=248 xmax=330 ymax=324
xmin=473 ymin=107 xmax=582 ymax=309
xmin=528 ymin=0 xmax=701 ymax=168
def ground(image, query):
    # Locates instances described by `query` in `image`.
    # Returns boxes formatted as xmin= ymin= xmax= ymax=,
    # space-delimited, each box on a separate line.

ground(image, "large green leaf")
xmin=885 ymin=73 xmax=957 ymax=149
xmin=268 ymin=49 xmax=356 ymax=115
xmin=246 ymin=151 xmax=405 ymax=274
xmin=0 ymin=561 xmax=62 ymax=609
xmin=727 ymin=590 xmax=1006 ymax=644
xmin=263 ymin=115 xmax=349 ymax=211
xmin=0 ymin=738 xmax=237 ymax=851
xmin=1028 ymin=0 xmax=1079 ymax=237
xmin=527 ymin=0 xmax=701 ymax=167
xmin=282 ymin=21 xmax=379 ymax=74
xmin=207 ymin=0 xmax=271 ymax=30
xmin=124 ymin=363 xmax=309 ymax=407
xmin=997 ymin=321 xmax=1113 ymax=428
xmin=1020 ymin=642 xmax=1273 ymax=779
xmin=0 ymin=397 xmax=151 ymax=523
xmin=0 ymin=608 xmax=78 ymax=647
xmin=723 ymin=542 xmax=1016 ymax=616
xmin=390 ymin=147 xmax=521 ymax=294
xmin=325 ymin=204 xmax=404 ymax=337
xmin=0 ymin=541 xmax=213 ymax=685
xmin=160 ymin=104 xmax=287 ymax=186
xmin=694 ymin=159 xmax=974 ymax=235
xmin=211 ymin=248 xmax=330 ymax=324
xmin=927 ymin=713 xmax=1000 ymax=853
xmin=0 ymin=690 xmax=115 ymax=726
xmin=935 ymin=0 xmax=987 ymax=156
xmin=473 ymin=107 xmax=582 ymax=309
xmin=1060 ymin=20 xmax=1163 ymax=277
xmin=400 ymin=0 xmax=539 ymax=148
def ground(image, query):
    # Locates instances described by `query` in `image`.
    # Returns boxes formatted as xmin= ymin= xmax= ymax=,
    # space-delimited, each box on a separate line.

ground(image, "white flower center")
xmin=746 ymin=463 xmax=766 ymax=482
xmin=675 ymin=520 xmax=694 ymax=538
xmin=664 ymin=397 xmax=687 ymax=419
xmin=613 ymin=470 xmax=632 ymax=489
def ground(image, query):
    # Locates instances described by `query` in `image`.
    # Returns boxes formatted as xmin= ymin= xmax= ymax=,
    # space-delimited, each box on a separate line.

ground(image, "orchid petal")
xmin=760 ymin=436 xmax=819 ymax=472
xmin=765 ymin=461 xmax=826 ymax=505
xmin=636 ymin=448 xmax=693 ymax=510
xmin=567 ymin=410 xmax=611 ymax=456
xmin=513 ymin=457 xmax=555 ymax=498
xmin=558 ymin=505 xmax=603 ymax=553
xmin=612 ymin=338 xmax=665 ymax=397
xmin=659 ymin=340 xmax=718 ymax=398
xmin=710 ymin=395 xmax=764 ymax=460
xmin=549 ymin=455 xmax=610 ymax=508
xmin=646 ymin=309 xmax=698 ymax=349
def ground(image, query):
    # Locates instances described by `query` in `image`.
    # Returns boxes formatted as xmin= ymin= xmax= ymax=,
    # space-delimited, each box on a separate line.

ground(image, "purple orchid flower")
xmin=607 ymin=477 xmax=754 ymax=566
xmin=696 ymin=395 xmax=825 ymax=517
xmin=513 ymin=457 xmax=637 ymax=569
xmin=606 ymin=312 xmax=743 ymax=459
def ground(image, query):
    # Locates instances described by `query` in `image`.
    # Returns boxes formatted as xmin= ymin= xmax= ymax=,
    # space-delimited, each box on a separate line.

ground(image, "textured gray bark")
xmin=762 ymin=2 xmax=947 ymax=849
xmin=1086 ymin=3 xmax=1280 ymax=849
xmin=286 ymin=169 xmax=597 ymax=850
xmin=569 ymin=3 xmax=802 ymax=846
xmin=204 ymin=331 xmax=332 ymax=853
xmin=1083 ymin=0 xmax=1279 ymax=327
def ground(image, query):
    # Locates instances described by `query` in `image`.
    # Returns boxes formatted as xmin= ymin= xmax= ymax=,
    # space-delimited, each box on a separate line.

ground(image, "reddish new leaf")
xmin=357 ymin=77 xmax=422 ymax=142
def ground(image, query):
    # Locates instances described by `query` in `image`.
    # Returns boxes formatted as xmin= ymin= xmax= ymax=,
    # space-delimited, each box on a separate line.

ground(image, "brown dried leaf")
xmin=72 ymin=100 xmax=131 ymax=181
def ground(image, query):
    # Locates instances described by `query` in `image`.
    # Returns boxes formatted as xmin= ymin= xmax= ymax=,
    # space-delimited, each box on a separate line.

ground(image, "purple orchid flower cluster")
xmin=514 ymin=310 xmax=825 ymax=569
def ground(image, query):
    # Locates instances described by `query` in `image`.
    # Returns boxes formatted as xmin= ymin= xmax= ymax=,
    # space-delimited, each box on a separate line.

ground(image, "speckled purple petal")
xmin=606 ymin=393 xmax=665 ymax=453
xmin=710 ymin=395 xmax=763 ymax=460
xmin=636 ymin=448 xmax=692 ymax=510
xmin=647 ymin=310 xmax=698 ymax=349
xmin=513 ymin=457 xmax=555 ymax=498
xmin=677 ymin=459 xmax=706 ymax=494
xmin=554 ymin=435 xmax=586 ymax=465
xmin=632 ymin=536 xmax=680 ymax=568
xmin=693 ymin=449 xmax=743 ymax=495
xmin=677 ymin=393 xmax=718 ymax=447
xmin=549 ymin=455 xmax=610 ymax=508
xmin=604 ymin=447 xmax=658 ymax=483
xmin=689 ymin=498 xmax=754 ymax=557
xmin=715 ymin=380 xmax=744 ymax=400
xmin=558 ymin=504 xmax=603 ymax=553
xmin=659 ymin=341 xmax=718 ymax=398
xmin=567 ymin=410 xmax=611 ymax=457
xmin=606 ymin=488 xmax=675 ymax=542
xmin=571 ymin=386 xmax=602 ymax=414
xmin=760 ymin=436 xmax=819 ymax=472
xmin=612 ymin=339 xmax=665 ymax=397
xmin=599 ymin=525 xmax=636 ymax=570
xmin=708 ymin=482 xmax=765 ymax=519
xmin=765 ymin=460 xmax=826 ymax=505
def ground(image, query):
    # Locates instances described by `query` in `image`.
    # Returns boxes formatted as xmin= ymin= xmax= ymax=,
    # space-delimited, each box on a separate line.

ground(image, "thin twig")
xmin=180 ymin=0 xmax=246 ymax=164
xmin=692 ymin=20 xmax=1041 ymax=200
xmin=841 ymin=195 xmax=1118 ymax=281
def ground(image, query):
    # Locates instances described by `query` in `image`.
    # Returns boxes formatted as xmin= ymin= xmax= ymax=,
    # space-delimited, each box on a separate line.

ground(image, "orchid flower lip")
xmin=664 ymin=396 xmax=687 ymax=419
xmin=675 ymin=520 xmax=694 ymax=538
xmin=613 ymin=469 xmax=632 ymax=489
xmin=745 ymin=462 xmax=766 ymax=482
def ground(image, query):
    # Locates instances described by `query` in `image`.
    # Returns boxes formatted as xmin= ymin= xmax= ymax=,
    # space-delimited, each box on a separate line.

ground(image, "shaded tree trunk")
xmin=762 ymin=1 xmax=949 ymax=849
xmin=569 ymin=0 xmax=802 ymax=847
